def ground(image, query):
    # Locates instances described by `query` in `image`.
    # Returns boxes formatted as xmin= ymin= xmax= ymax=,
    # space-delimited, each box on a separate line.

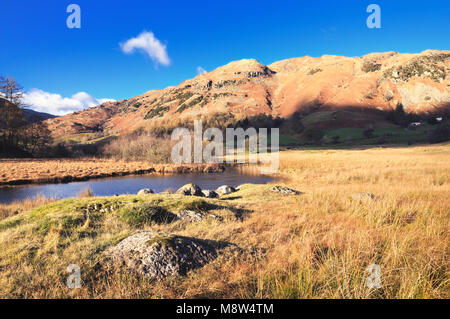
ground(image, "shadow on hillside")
xmin=279 ymin=102 xmax=450 ymax=149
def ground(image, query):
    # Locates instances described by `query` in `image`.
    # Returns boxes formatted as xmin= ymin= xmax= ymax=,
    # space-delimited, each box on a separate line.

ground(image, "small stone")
xmin=269 ymin=185 xmax=301 ymax=195
xmin=137 ymin=188 xmax=154 ymax=195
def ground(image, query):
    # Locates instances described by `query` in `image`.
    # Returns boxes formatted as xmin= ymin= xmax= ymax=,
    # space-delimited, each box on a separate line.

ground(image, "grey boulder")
xmin=216 ymin=185 xmax=236 ymax=196
xmin=137 ymin=188 xmax=154 ymax=195
xmin=176 ymin=184 xmax=203 ymax=196
xmin=202 ymin=190 xmax=219 ymax=198
xmin=105 ymin=231 xmax=219 ymax=280
xmin=176 ymin=210 xmax=223 ymax=223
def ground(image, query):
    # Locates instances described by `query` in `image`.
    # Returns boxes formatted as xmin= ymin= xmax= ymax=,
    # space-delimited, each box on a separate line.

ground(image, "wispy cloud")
xmin=196 ymin=66 xmax=207 ymax=75
xmin=21 ymin=89 xmax=115 ymax=116
xmin=120 ymin=31 xmax=170 ymax=67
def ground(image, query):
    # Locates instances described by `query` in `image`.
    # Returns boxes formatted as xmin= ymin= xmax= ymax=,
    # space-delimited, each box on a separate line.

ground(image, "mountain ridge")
xmin=44 ymin=50 xmax=450 ymax=140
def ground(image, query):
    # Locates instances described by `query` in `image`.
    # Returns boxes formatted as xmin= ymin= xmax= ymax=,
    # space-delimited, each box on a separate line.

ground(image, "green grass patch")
xmin=118 ymin=203 xmax=176 ymax=227
xmin=0 ymin=217 xmax=23 ymax=231
xmin=301 ymin=111 xmax=335 ymax=126
xmin=279 ymin=135 xmax=301 ymax=146
xmin=144 ymin=105 xmax=170 ymax=119
xmin=176 ymin=95 xmax=203 ymax=113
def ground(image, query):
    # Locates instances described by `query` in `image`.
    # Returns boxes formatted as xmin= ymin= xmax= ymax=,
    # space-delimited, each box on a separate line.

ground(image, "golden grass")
xmin=0 ymin=195 xmax=55 ymax=221
xmin=0 ymin=158 xmax=223 ymax=185
xmin=77 ymin=187 xmax=94 ymax=198
xmin=0 ymin=143 xmax=448 ymax=298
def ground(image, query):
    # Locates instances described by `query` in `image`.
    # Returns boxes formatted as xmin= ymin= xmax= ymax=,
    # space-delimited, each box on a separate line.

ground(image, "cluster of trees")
xmin=0 ymin=75 xmax=52 ymax=157
xmin=387 ymin=103 xmax=449 ymax=127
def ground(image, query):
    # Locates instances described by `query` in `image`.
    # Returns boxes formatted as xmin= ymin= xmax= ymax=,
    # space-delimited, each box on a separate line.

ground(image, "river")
xmin=0 ymin=170 xmax=275 ymax=204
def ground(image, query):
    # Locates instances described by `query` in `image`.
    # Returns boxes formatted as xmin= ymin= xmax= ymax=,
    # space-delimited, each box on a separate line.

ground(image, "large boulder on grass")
xmin=105 ymin=231 xmax=221 ymax=280
xmin=215 ymin=185 xmax=236 ymax=196
xmin=176 ymin=184 xmax=203 ymax=196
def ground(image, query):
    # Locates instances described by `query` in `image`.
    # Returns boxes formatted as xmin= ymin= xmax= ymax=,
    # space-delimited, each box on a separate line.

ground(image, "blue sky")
xmin=0 ymin=0 xmax=449 ymax=114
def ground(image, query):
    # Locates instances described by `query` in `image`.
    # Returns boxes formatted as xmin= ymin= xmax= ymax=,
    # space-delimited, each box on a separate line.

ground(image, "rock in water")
xmin=269 ymin=185 xmax=301 ymax=195
xmin=216 ymin=185 xmax=236 ymax=196
xmin=105 ymin=231 xmax=219 ymax=280
xmin=176 ymin=184 xmax=203 ymax=196
xmin=137 ymin=188 xmax=154 ymax=195
xmin=201 ymin=190 xmax=219 ymax=198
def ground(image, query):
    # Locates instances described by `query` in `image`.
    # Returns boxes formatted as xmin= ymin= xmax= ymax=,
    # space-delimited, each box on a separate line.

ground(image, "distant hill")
xmin=0 ymin=97 xmax=57 ymax=124
xmin=43 ymin=50 xmax=450 ymax=145
xmin=23 ymin=108 xmax=56 ymax=124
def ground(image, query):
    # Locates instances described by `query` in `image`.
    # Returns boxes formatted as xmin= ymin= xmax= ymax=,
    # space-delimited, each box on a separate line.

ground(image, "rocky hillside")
xmin=45 ymin=50 xmax=450 ymax=140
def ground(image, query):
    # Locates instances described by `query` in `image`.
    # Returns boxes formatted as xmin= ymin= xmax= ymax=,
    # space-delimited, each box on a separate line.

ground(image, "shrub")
xmin=387 ymin=103 xmax=408 ymax=126
xmin=101 ymin=133 xmax=173 ymax=163
xmin=308 ymin=68 xmax=322 ymax=75
xmin=429 ymin=123 xmax=450 ymax=143
xmin=331 ymin=136 xmax=340 ymax=144
xmin=302 ymin=127 xmax=325 ymax=144
xmin=49 ymin=143 xmax=71 ymax=157
xmin=144 ymin=105 xmax=170 ymax=119
xmin=382 ymin=55 xmax=447 ymax=82
xmin=362 ymin=61 xmax=382 ymax=73
xmin=363 ymin=128 xmax=375 ymax=139
xmin=78 ymin=187 xmax=94 ymax=198
xmin=176 ymin=95 xmax=203 ymax=113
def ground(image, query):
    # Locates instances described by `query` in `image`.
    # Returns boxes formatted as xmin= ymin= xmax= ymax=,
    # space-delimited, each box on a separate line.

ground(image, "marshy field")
xmin=0 ymin=143 xmax=448 ymax=298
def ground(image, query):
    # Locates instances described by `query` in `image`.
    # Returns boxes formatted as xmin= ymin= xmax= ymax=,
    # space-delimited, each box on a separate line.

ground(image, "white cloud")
xmin=196 ymin=66 xmax=207 ymax=75
xmin=21 ymin=89 xmax=115 ymax=116
xmin=120 ymin=31 xmax=170 ymax=67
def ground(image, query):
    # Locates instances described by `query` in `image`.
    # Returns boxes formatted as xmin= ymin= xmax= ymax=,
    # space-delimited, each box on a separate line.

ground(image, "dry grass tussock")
xmin=0 ymin=195 xmax=55 ymax=221
xmin=0 ymin=143 xmax=448 ymax=298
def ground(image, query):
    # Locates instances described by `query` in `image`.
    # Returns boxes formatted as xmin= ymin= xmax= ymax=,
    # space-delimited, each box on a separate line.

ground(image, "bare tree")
xmin=0 ymin=75 xmax=24 ymax=107
xmin=0 ymin=75 xmax=26 ymax=154
xmin=19 ymin=122 xmax=52 ymax=155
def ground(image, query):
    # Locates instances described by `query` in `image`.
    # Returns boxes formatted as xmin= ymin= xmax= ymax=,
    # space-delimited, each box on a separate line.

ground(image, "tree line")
xmin=0 ymin=75 xmax=52 ymax=157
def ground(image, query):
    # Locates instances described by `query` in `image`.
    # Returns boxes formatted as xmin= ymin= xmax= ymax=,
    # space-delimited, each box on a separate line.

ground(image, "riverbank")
xmin=0 ymin=158 xmax=225 ymax=186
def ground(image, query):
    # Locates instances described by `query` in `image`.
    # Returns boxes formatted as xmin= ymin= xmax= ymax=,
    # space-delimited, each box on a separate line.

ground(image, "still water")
xmin=0 ymin=170 xmax=275 ymax=204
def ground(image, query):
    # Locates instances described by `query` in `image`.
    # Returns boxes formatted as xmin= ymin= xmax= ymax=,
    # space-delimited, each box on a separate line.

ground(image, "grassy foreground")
xmin=0 ymin=143 xmax=449 ymax=298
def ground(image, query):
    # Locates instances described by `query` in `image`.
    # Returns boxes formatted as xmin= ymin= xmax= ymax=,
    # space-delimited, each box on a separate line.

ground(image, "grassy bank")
xmin=0 ymin=143 xmax=448 ymax=298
